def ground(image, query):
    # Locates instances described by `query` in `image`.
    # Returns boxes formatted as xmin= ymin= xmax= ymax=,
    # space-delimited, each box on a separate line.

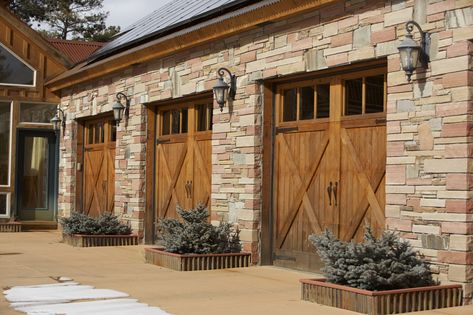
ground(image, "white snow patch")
xmin=4 ymin=282 xmax=170 ymax=315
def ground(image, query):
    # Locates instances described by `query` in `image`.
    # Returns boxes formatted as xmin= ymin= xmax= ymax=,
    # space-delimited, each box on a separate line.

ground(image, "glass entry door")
xmin=17 ymin=130 xmax=57 ymax=221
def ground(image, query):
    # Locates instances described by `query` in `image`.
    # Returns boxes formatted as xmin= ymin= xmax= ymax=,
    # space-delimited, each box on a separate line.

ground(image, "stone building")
xmin=45 ymin=0 xmax=472 ymax=303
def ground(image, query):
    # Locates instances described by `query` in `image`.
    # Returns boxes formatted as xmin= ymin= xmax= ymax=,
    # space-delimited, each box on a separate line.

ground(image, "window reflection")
xmin=21 ymin=136 xmax=49 ymax=209
xmin=0 ymin=44 xmax=35 ymax=86
xmin=316 ymin=84 xmax=330 ymax=119
xmin=20 ymin=103 xmax=57 ymax=123
xmin=365 ymin=75 xmax=384 ymax=113
xmin=283 ymin=88 xmax=297 ymax=122
xmin=345 ymin=78 xmax=363 ymax=116
xmin=299 ymin=86 xmax=314 ymax=120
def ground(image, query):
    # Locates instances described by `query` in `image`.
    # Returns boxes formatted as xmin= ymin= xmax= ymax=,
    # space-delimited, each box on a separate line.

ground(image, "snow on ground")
xmin=4 ymin=281 xmax=170 ymax=315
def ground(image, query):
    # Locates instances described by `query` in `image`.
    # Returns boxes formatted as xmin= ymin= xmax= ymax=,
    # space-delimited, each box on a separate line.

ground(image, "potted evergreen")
xmin=145 ymin=204 xmax=251 ymax=271
xmin=301 ymin=227 xmax=463 ymax=315
xmin=60 ymin=212 xmax=138 ymax=247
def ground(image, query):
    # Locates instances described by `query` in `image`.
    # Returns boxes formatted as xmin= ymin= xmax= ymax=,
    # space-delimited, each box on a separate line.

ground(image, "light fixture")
xmin=397 ymin=20 xmax=430 ymax=82
xmin=50 ymin=106 xmax=66 ymax=134
xmin=213 ymin=67 xmax=236 ymax=112
xmin=112 ymin=92 xmax=130 ymax=126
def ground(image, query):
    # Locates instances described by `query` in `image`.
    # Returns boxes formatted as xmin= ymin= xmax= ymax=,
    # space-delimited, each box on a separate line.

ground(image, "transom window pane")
xmin=0 ymin=101 xmax=11 ymax=185
xmin=110 ymin=121 xmax=117 ymax=142
xmin=299 ymin=86 xmax=314 ymax=120
xmin=171 ymin=110 xmax=180 ymax=134
xmin=161 ymin=111 xmax=170 ymax=135
xmin=0 ymin=44 xmax=35 ymax=86
xmin=87 ymin=121 xmax=107 ymax=144
xmin=316 ymin=84 xmax=330 ymax=118
xmin=161 ymin=108 xmax=189 ymax=135
xmin=181 ymin=109 xmax=188 ymax=134
xmin=88 ymin=124 xmax=95 ymax=144
xmin=345 ymin=78 xmax=362 ymax=116
xmin=283 ymin=88 xmax=297 ymax=122
xmin=20 ymin=103 xmax=57 ymax=123
xmin=365 ymin=75 xmax=385 ymax=113
xmin=196 ymin=104 xmax=213 ymax=132
xmin=95 ymin=122 xmax=104 ymax=143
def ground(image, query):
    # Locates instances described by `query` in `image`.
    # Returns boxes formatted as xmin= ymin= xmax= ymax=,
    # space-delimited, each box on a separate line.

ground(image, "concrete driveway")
xmin=1 ymin=231 xmax=471 ymax=315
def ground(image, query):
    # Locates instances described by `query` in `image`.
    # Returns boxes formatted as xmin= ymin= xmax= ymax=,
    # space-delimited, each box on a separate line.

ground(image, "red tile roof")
xmin=48 ymin=39 xmax=105 ymax=64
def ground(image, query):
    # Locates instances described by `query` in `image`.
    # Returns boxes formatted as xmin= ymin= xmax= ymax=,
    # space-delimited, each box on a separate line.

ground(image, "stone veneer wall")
xmin=57 ymin=0 xmax=472 ymax=299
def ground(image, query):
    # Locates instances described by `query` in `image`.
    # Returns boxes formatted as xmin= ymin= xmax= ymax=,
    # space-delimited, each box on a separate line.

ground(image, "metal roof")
xmin=48 ymin=39 xmax=104 ymax=64
xmin=90 ymin=0 xmax=261 ymax=62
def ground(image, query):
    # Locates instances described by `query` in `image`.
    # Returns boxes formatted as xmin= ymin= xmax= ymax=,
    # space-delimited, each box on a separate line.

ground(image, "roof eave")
xmin=46 ymin=0 xmax=339 ymax=91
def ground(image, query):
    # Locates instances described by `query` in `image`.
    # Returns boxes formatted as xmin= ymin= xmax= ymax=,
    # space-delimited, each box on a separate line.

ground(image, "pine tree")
xmin=309 ymin=227 xmax=436 ymax=291
xmin=8 ymin=0 xmax=120 ymax=41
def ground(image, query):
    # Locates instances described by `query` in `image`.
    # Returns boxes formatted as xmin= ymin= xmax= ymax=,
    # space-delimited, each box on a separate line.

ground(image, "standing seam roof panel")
xmin=91 ymin=0 xmax=261 ymax=59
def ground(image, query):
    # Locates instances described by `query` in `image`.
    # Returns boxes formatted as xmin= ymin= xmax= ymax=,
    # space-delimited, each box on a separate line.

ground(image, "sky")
xmin=102 ymin=0 xmax=173 ymax=30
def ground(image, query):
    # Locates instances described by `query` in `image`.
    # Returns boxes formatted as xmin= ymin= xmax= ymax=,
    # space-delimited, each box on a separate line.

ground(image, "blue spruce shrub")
xmin=96 ymin=212 xmax=132 ymax=235
xmin=158 ymin=204 xmax=241 ymax=254
xmin=60 ymin=211 xmax=98 ymax=235
xmin=309 ymin=227 xmax=436 ymax=291
xmin=60 ymin=211 xmax=131 ymax=235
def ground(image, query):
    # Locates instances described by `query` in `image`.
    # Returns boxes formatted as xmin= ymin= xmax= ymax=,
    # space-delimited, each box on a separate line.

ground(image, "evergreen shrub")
xmin=60 ymin=211 xmax=132 ymax=235
xmin=309 ymin=227 xmax=436 ymax=291
xmin=158 ymin=204 xmax=241 ymax=254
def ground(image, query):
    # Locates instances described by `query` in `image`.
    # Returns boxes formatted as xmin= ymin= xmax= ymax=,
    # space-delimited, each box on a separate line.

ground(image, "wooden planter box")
xmin=300 ymin=278 xmax=462 ymax=315
xmin=62 ymin=233 xmax=139 ymax=247
xmin=0 ymin=222 xmax=21 ymax=232
xmin=145 ymin=247 xmax=251 ymax=271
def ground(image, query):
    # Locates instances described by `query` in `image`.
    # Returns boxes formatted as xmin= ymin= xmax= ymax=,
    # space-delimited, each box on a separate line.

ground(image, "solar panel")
xmin=91 ymin=0 xmax=251 ymax=60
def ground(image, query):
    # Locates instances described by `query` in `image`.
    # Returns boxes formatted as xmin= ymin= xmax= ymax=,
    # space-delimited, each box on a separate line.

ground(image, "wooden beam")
xmin=144 ymin=105 xmax=156 ymax=244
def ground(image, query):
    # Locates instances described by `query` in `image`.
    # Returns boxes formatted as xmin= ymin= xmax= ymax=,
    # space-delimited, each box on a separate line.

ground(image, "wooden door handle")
xmin=189 ymin=180 xmax=192 ymax=199
xmin=185 ymin=181 xmax=191 ymax=198
xmin=333 ymin=181 xmax=338 ymax=207
xmin=327 ymin=182 xmax=332 ymax=206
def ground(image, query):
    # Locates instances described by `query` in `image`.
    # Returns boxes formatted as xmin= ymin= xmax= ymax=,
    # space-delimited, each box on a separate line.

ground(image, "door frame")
xmin=15 ymin=128 xmax=59 ymax=221
xmin=261 ymin=59 xmax=387 ymax=265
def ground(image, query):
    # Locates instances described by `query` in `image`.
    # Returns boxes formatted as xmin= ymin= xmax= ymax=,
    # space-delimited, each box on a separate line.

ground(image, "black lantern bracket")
xmin=213 ymin=67 xmax=237 ymax=112
xmin=217 ymin=67 xmax=237 ymax=101
xmin=113 ymin=92 xmax=130 ymax=126
xmin=406 ymin=20 xmax=430 ymax=66
xmin=51 ymin=106 xmax=66 ymax=135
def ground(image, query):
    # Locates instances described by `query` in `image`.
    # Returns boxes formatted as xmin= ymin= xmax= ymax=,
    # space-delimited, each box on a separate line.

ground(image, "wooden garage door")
xmin=273 ymin=68 xmax=386 ymax=271
xmin=83 ymin=117 xmax=116 ymax=217
xmin=155 ymin=100 xmax=212 ymax=222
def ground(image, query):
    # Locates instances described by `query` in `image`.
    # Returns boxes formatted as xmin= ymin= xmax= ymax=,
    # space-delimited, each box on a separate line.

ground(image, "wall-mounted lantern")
xmin=212 ymin=67 xmax=236 ymax=112
xmin=397 ymin=20 xmax=430 ymax=82
xmin=112 ymin=92 xmax=130 ymax=126
xmin=51 ymin=105 xmax=66 ymax=134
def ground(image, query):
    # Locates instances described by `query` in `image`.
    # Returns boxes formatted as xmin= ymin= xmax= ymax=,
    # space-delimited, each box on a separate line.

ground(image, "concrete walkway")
xmin=1 ymin=231 xmax=472 ymax=315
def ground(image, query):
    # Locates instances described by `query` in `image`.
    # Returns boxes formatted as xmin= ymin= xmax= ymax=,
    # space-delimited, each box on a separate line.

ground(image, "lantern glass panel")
xmin=400 ymin=47 xmax=420 ymax=72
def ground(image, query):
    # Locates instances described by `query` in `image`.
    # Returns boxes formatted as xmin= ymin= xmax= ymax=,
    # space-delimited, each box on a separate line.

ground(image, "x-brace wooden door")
xmin=155 ymin=101 xmax=212 ymax=225
xmin=83 ymin=117 xmax=116 ymax=217
xmin=272 ymin=68 xmax=386 ymax=272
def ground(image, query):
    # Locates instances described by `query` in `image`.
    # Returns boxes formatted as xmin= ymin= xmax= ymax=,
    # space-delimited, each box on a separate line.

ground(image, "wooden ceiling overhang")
xmin=0 ymin=6 xmax=72 ymax=69
xmin=46 ymin=0 xmax=339 ymax=92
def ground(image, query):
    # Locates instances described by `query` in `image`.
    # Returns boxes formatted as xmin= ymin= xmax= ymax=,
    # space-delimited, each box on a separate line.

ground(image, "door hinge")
xmin=375 ymin=118 xmax=386 ymax=124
